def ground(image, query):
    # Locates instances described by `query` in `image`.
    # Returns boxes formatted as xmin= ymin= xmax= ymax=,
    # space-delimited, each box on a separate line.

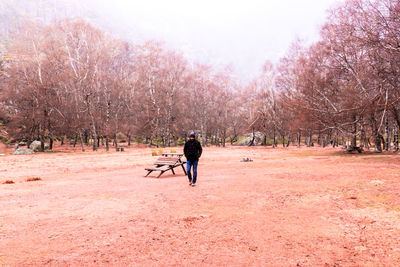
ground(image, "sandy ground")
xmin=1 ymin=144 xmax=400 ymax=266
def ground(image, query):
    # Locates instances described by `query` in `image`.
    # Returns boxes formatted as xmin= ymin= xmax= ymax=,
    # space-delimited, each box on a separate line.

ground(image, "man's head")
xmin=189 ymin=131 xmax=195 ymax=140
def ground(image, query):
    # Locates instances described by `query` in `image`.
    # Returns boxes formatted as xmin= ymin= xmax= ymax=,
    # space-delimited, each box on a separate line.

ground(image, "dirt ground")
xmin=1 ymin=144 xmax=400 ymax=266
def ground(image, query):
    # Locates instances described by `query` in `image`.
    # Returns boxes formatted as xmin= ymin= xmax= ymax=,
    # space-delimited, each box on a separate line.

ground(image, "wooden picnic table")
xmin=145 ymin=153 xmax=187 ymax=178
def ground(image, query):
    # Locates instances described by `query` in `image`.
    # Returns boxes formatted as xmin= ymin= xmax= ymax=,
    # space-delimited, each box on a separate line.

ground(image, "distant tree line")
xmin=0 ymin=19 xmax=245 ymax=151
xmin=249 ymin=0 xmax=400 ymax=152
xmin=0 ymin=0 xmax=399 ymax=152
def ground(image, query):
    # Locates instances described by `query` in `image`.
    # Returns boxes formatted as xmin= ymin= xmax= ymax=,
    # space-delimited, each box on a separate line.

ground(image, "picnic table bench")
xmin=145 ymin=153 xmax=186 ymax=178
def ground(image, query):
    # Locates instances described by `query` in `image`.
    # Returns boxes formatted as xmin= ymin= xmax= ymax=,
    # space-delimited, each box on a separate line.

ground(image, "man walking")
xmin=184 ymin=132 xmax=202 ymax=187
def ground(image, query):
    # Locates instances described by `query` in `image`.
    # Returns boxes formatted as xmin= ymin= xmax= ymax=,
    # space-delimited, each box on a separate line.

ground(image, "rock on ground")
xmin=13 ymin=148 xmax=34 ymax=155
xmin=237 ymin=132 xmax=264 ymax=146
xmin=29 ymin=141 xmax=42 ymax=152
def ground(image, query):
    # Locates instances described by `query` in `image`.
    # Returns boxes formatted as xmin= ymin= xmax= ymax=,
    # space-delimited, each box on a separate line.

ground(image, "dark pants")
xmin=186 ymin=160 xmax=198 ymax=184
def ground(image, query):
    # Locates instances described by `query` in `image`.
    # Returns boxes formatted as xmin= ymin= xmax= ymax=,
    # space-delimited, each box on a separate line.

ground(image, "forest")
xmin=0 ymin=0 xmax=399 ymax=152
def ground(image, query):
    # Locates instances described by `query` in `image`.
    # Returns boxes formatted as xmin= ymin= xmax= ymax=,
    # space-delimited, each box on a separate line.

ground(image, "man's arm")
xmin=183 ymin=141 xmax=188 ymax=157
xmin=198 ymin=141 xmax=203 ymax=158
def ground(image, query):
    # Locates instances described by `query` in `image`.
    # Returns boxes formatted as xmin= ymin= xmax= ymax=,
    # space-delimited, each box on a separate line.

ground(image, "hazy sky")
xmin=84 ymin=0 xmax=343 ymax=81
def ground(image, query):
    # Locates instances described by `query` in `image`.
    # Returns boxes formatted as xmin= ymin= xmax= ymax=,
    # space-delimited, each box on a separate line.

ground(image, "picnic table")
xmin=145 ymin=153 xmax=187 ymax=178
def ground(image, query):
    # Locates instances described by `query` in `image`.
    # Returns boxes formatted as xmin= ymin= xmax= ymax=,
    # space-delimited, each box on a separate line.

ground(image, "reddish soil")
xmin=1 ymin=144 xmax=400 ymax=266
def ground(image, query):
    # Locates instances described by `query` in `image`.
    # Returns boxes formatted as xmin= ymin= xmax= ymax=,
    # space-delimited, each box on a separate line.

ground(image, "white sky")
xmin=84 ymin=0 xmax=343 ymax=81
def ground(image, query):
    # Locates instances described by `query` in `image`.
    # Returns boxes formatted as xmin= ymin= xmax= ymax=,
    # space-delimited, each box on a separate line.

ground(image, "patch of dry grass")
xmin=2 ymin=180 xmax=14 ymax=184
xmin=151 ymin=149 xmax=164 ymax=156
xmin=26 ymin=177 xmax=42 ymax=182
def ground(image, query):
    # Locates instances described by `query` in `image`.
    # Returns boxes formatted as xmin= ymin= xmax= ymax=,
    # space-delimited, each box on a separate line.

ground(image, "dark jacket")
xmin=184 ymin=139 xmax=202 ymax=162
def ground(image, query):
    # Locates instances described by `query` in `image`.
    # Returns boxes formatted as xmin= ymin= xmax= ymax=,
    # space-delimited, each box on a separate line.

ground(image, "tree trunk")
xmin=385 ymin=115 xmax=390 ymax=151
xmin=360 ymin=124 xmax=365 ymax=149
xmin=262 ymin=135 xmax=267 ymax=146
xmin=40 ymin=135 xmax=45 ymax=152
xmin=91 ymin=123 xmax=98 ymax=151
xmin=393 ymin=126 xmax=399 ymax=151
xmin=375 ymin=134 xmax=383 ymax=152
xmin=128 ymin=135 xmax=131 ymax=146
xmin=92 ymin=136 xmax=97 ymax=151
xmin=114 ymin=134 xmax=118 ymax=151
xmin=79 ymin=131 xmax=85 ymax=152
xmin=297 ymin=132 xmax=301 ymax=148
xmin=249 ymin=127 xmax=256 ymax=146
xmin=73 ymin=135 xmax=77 ymax=148
xmin=106 ymin=137 xmax=109 ymax=152
xmin=351 ymin=129 xmax=357 ymax=148
xmin=327 ymin=130 xmax=332 ymax=146
xmin=27 ymin=140 xmax=32 ymax=149
xmin=201 ymin=125 xmax=207 ymax=146
xmin=84 ymin=132 xmax=88 ymax=146
xmin=306 ymin=133 xmax=312 ymax=147
xmin=223 ymin=130 xmax=226 ymax=147
xmin=49 ymin=137 xmax=53 ymax=150
xmin=231 ymin=135 xmax=236 ymax=145
xmin=334 ymin=133 xmax=339 ymax=148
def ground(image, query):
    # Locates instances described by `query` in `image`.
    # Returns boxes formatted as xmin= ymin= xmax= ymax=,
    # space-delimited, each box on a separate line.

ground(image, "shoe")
xmin=191 ymin=183 xmax=196 ymax=187
xmin=189 ymin=182 xmax=192 ymax=186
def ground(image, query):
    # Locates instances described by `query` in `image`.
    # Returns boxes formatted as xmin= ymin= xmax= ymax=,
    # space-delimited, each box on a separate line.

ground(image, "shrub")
xmin=136 ymin=137 xmax=145 ymax=144
xmin=177 ymin=138 xmax=185 ymax=146
xmin=236 ymin=136 xmax=247 ymax=143
xmin=2 ymin=180 xmax=14 ymax=184
xmin=0 ymin=135 xmax=10 ymax=144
